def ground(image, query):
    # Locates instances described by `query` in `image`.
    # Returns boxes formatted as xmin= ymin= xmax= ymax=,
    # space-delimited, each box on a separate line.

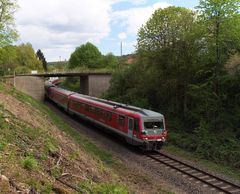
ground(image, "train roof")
xmin=51 ymin=86 xmax=75 ymax=96
xmin=47 ymin=84 xmax=164 ymax=118
xmin=71 ymin=92 xmax=164 ymax=118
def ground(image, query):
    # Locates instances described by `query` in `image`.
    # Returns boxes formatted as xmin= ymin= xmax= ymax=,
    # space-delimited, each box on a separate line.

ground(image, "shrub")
xmin=78 ymin=181 xmax=128 ymax=194
xmin=21 ymin=156 xmax=38 ymax=171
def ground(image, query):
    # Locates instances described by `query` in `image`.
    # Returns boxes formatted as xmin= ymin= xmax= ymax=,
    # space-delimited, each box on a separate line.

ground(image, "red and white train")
xmin=45 ymin=80 xmax=167 ymax=151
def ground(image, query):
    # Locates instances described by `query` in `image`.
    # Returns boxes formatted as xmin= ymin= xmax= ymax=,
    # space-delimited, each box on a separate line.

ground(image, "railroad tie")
xmin=230 ymin=189 xmax=240 ymax=193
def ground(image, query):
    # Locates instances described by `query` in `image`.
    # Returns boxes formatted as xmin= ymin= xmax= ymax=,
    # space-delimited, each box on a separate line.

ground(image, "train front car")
xmin=138 ymin=109 xmax=167 ymax=151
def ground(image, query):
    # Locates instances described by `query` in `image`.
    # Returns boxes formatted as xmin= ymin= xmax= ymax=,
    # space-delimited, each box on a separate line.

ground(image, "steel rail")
xmin=147 ymin=153 xmax=240 ymax=194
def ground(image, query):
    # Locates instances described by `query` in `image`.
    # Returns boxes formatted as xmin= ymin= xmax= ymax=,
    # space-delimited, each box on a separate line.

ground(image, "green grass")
xmin=77 ymin=180 xmax=129 ymax=194
xmin=24 ymin=127 xmax=41 ymax=140
xmin=43 ymin=109 xmax=116 ymax=165
xmin=0 ymin=82 xmax=131 ymax=193
xmin=27 ymin=179 xmax=53 ymax=194
xmin=8 ymin=84 xmax=117 ymax=167
xmin=21 ymin=156 xmax=38 ymax=171
xmin=0 ymin=140 xmax=7 ymax=151
xmin=0 ymin=83 xmax=133 ymax=194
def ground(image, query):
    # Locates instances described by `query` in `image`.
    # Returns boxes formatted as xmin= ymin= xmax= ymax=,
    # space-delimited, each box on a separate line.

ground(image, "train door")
xmin=128 ymin=117 xmax=134 ymax=141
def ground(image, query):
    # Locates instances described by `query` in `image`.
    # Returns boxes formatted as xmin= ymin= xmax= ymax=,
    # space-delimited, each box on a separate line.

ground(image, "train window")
xmin=81 ymin=103 xmax=85 ymax=110
xmin=95 ymin=107 xmax=100 ymax=116
xmin=71 ymin=100 xmax=76 ymax=108
xmin=89 ymin=106 xmax=95 ymax=114
xmin=106 ymin=111 xmax=112 ymax=121
xmin=70 ymin=100 xmax=73 ymax=107
xmin=85 ymin=104 xmax=90 ymax=112
xmin=128 ymin=118 xmax=134 ymax=131
xmin=99 ymin=109 xmax=104 ymax=117
xmin=102 ymin=110 xmax=108 ymax=120
xmin=134 ymin=119 xmax=139 ymax=132
xmin=118 ymin=115 xmax=125 ymax=126
xmin=144 ymin=121 xmax=164 ymax=130
xmin=62 ymin=96 xmax=66 ymax=102
xmin=73 ymin=101 xmax=82 ymax=110
xmin=78 ymin=102 xmax=82 ymax=110
xmin=77 ymin=102 xmax=83 ymax=110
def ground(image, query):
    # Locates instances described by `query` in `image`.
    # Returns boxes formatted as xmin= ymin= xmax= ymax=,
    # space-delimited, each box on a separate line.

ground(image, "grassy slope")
xmin=0 ymin=82 xmax=130 ymax=193
xmin=0 ymin=82 xmax=170 ymax=194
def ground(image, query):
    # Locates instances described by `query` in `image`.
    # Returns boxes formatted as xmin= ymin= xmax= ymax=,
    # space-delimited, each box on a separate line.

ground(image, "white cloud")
xmin=16 ymin=0 xmax=112 ymax=61
xmin=15 ymin=0 xmax=172 ymax=61
xmin=118 ymin=32 xmax=127 ymax=40
xmin=112 ymin=2 xmax=172 ymax=34
xmin=109 ymin=0 xmax=147 ymax=5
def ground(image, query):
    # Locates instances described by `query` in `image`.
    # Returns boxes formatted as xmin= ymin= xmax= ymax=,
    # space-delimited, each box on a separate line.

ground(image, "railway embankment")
xmin=47 ymin=95 xmax=240 ymax=194
xmin=0 ymin=82 xmax=170 ymax=193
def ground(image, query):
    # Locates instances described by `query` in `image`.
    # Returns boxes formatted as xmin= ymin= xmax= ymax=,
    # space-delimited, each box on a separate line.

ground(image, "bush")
xmin=93 ymin=183 xmax=128 ymax=194
xmin=21 ymin=156 xmax=38 ymax=171
xmin=168 ymin=121 xmax=240 ymax=168
xmin=78 ymin=181 xmax=128 ymax=194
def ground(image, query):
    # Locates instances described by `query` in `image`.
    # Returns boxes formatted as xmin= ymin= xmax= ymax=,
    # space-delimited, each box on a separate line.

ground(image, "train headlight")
xmin=142 ymin=130 xmax=147 ymax=135
xmin=143 ymin=137 xmax=148 ymax=140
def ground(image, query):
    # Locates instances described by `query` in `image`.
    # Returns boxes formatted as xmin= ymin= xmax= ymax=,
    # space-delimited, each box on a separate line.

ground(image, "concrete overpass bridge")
xmin=4 ymin=72 xmax=112 ymax=101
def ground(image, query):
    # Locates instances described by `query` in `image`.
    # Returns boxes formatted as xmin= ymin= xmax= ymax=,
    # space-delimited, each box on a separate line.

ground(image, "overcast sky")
xmin=15 ymin=0 xmax=199 ymax=62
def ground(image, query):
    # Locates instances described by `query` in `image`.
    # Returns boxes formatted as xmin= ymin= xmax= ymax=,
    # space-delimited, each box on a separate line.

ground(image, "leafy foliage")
xmin=68 ymin=42 xmax=102 ymax=69
xmin=0 ymin=0 xmax=18 ymax=47
xmin=0 ymin=45 xmax=17 ymax=75
xmin=137 ymin=6 xmax=196 ymax=52
xmin=100 ymin=52 xmax=118 ymax=69
xmin=0 ymin=43 xmax=43 ymax=75
xmin=64 ymin=43 xmax=118 ymax=91
xmin=36 ymin=49 xmax=47 ymax=72
xmin=106 ymin=4 xmax=240 ymax=168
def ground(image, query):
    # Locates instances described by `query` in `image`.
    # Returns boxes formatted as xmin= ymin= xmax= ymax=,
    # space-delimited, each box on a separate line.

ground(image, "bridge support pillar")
xmin=79 ymin=74 xmax=111 ymax=97
xmin=14 ymin=76 xmax=45 ymax=101
xmin=79 ymin=76 xmax=89 ymax=95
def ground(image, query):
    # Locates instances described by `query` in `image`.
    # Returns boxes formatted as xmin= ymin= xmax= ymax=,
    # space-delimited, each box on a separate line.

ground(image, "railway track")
xmin=147 ymin=152 xmax=240 ymax=194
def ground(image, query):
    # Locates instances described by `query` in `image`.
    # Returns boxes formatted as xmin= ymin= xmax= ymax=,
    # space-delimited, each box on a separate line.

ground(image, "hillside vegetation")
xmin=0 ymin=82 xmax=166 ymax=194
xmin=0 ymin=83 xmax=126 ymax=193
xmin=105 ymin=2 xmax=240 ymax=172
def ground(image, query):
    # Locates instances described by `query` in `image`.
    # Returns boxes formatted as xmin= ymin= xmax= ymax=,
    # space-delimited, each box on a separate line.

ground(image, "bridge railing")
xmin=2 ymin=69 xmax=112 ymax=80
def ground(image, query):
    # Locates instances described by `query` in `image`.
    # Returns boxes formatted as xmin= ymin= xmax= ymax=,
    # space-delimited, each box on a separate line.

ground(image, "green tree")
xmin=0 ymin=43 xmax=44 ymax=74
xmin=195 ymin=0 xmax=240 ymax=129
xmin=68 ymin=42 xmax=102 ymax=69
xmin=137 ymin=6 xmax=196 ymax=52
xmin=100 ymin=52 xmax=118 ymax=69
xmin=137 ymin=6 xmax=199 ymax=123
xmin=197 ymin=0 xmax=240 ymax=66
xmin=106 ymin=4 xmax=240 ymax=168
xmin=0 ymin=44 xmax=17 ymax=75
xmin=36 ymin=49 xmax=47 ymax=72
xmin=15 ymin=43 xmax=43 ymax=73
xmin=0 ymin=0 xmax=18 ymax=46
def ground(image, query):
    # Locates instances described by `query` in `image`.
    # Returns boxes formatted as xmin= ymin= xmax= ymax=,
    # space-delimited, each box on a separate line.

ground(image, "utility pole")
xmin=120 ymin=41 xmax=123 ymax=56
xmin=13 ymin=70 xmax=16 ymax=87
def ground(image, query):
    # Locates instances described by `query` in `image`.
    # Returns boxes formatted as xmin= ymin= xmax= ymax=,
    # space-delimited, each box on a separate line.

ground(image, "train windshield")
xmin=143 ymin=121 xmax=164 ymax=135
